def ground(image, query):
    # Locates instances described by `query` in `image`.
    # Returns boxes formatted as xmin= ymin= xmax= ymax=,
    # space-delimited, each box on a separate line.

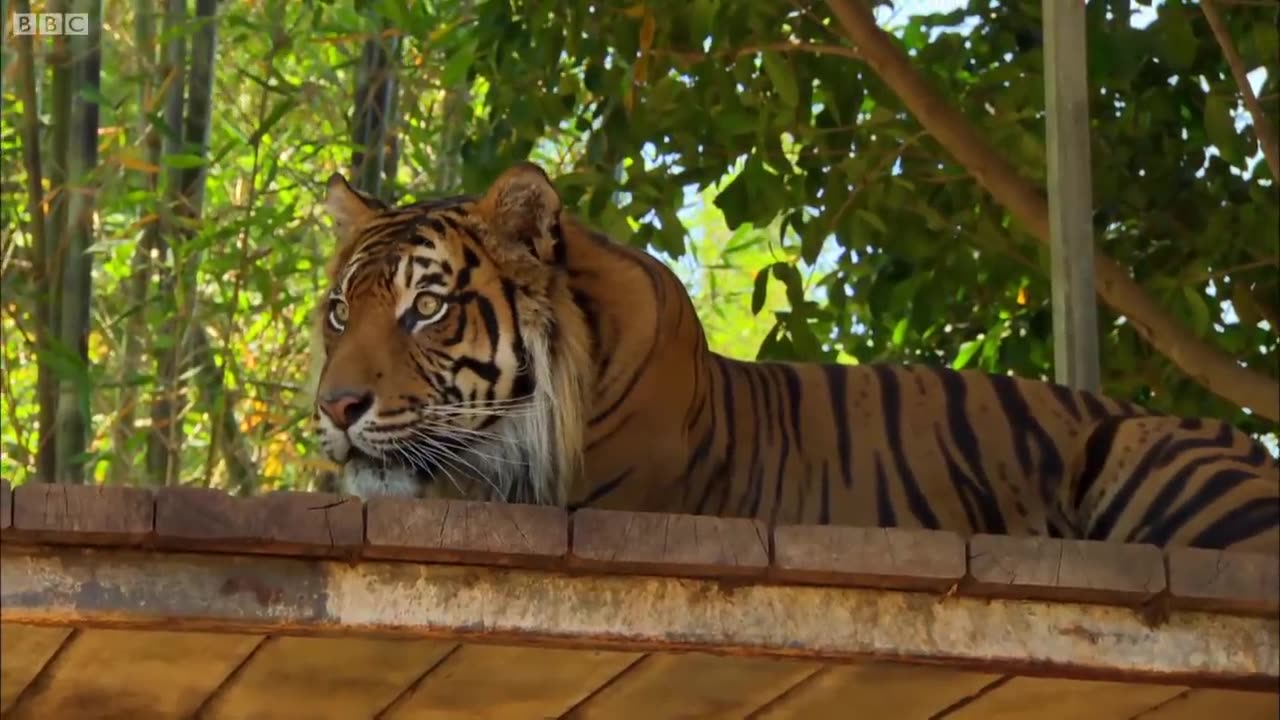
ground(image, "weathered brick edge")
xmin=0 ymin=481 xmax=1275 ymax=618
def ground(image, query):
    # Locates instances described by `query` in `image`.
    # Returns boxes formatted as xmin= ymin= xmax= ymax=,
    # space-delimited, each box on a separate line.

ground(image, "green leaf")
xmin=772 ymin=262 xmax=807 ymax=309
xmin=1204 ymin=94 xmax=1244 ymax=166
xmin=891 ymin=317 xmax=909 ymax=347
xmin=441 ymin=36 xmax=478 ymax=87
xmin=1158 ymin=10 xmax=1197 ymax=70
xmin=162 ymin=154 xmax=206 ymax=169
xmin=854 ymin=208 xmax=888 ymax=235
xmin=952 ymin=339 xmax=981 ymax=369
xmin=798 ymin=217 xmax=826 ymax=266
xmin=714 ymin=156 xmax=777 ymax=229
xmin=751 ymin=265 xmax=772 ymax=315
xmin=901 ymin=20 xmax=927 ymax=52
xmin=1253 ymin=23 xmax=1278 ymax=68
xmin=786 ymin=314 xmax=824 ymax=360
xmin=1182 ymin=286 xmax=1211 ymax=337
xmin=248 ymin=98 xmax=301 ymax=145
xmin=761 ymin=51 xmax=799 ymax=109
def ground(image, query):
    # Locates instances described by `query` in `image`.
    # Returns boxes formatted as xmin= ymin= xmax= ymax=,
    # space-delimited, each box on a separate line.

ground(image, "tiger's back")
xmin=579 ymin=348 xmax=1279 ymax=553
xmin=313 ymin=163 xmax=1280 ymax=556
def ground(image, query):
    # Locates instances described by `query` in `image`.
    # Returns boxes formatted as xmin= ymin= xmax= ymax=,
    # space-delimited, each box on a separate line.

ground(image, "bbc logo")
xmin=11 ymin=13 xmax=90 ymax=35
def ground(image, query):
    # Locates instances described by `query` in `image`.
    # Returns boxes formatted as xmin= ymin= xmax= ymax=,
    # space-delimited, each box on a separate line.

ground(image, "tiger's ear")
xmin=324 ymin=172 xmax=386 ymax=244
xmin=478 ymin=162 xmax=563 ymax=263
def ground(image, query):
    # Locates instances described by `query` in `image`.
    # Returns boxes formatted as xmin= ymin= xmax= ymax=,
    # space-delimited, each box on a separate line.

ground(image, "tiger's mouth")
xmin=330 ymin=420 xmax=531 ymax=503
xmin=337 ymin=446 xmax=436 ymax=500
xmin=345 ymin=444 xmax=441 ymax=481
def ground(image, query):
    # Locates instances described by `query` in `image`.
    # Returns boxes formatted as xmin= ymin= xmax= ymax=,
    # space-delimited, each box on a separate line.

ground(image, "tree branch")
xmin=1200 ymin=0 xmax=1280 ymax=180
xmin=651 ymin=41 xmax=861 ymax=64
xmin=823 ymin=0 xmax=1280 ymax=421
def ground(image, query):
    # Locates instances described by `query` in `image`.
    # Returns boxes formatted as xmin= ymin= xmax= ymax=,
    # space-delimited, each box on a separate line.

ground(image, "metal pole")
xmin=1044 ymin=0 xmax=1101 ymax=392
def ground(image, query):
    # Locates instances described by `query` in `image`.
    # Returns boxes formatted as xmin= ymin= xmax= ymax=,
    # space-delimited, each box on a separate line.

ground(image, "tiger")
xmin=310 ymin=161 xmax=1280 ymax=554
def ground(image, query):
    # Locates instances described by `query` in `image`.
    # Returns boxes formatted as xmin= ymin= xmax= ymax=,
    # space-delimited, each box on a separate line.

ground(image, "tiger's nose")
xmin=319 ymin=389 xmax=374 ymax=430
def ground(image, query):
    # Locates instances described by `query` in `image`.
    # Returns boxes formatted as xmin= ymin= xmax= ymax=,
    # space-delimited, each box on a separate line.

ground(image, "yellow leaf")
xmin=297 ymin=456 xmax=342 ymax=473
xmin=117 ymin=153 xmax=161 ymax=174
xmin=1016 ymin=287 xmax=1028 ymax=305
xmin=427 ymin=21 xmax=458 ymax=43
xmin=129 ymin=213 xmax=159 ymax=232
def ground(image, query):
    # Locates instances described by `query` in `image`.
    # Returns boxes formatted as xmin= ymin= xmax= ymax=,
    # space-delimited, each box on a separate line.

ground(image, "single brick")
xmin=570 ymin=509 xmax=769 ymax=579
xmin=364 ymin=496 xmax=567 ymax=568
xmin=11 ymin=482 xmax=153 ymax=546
xmin=965 ymin=534 xmax=1165 ymax=605
xmin=154 ymin=487 xmax=363 ymax=558
xmin=1167 ymin=546 xmax=1279 ymax=617
xmin=772 ymin=525 xmax=965 ymax=592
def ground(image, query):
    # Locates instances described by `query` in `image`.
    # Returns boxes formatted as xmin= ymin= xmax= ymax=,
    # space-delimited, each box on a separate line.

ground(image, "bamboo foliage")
xmin=143 ymin=0 xmax=254 ymax=490
xmin=145 ymin=0 xmax=190 ymax=485
xmin=36 ymin=0 xmax=75 ymax=482
xmin=51 ymin=0 xmax=103 ymax=483
xmin=0 ymin=0 xmax=1266 ymax=495
xmin=351 ymin=13 xmax=401 ymax=199
xmin=110 ymin=0 xmax=165 ymax=486
xmin=12 ymin=0 xmax=50 ymax=482
xmin=2 ymin=0 xmax=507 ymax=491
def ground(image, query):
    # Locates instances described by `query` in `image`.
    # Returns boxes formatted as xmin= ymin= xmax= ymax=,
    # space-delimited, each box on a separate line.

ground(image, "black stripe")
xmin=457 ymin=247 xmax=480 ymax=289
xmin=690 ymin=426 xmax=721 ymax=515
xmin=1086 ymin=433 xmax=1176 ymax=540
xmin=743 ymin=365 xmax=768 ymax=517
xmin=1128 ymin=423 xmax=1251 ymax=546
xmin=780 ymin=365 xmax=804 ymax=454
xmin=441 ymin=304 xmax=467 ymax=345
xmin=570 ymin=468 xmax=632 ymax=510
xmin=822 ymin=364 xmax=854 ymax=489
xmin=1123 ymin=427 xmax=1238 ymax=541
xmin=452 ymin=356 xmax=500 ymax=384
xmin=819 ymin=462 xmax=831 ymax=525
xmin=402 ymin=256 xmax=416 ymax=288
xmin=711 ymin=356 xmax=737 ymax=517
xmin=872 ymin=365 xmax=940 ymax=529
xmin=504 ymin=280 xmax=533 ymax=399
xmin=551 ymin=220 xmax=567 ymax=264
xmin=1046 ymin=382 xmax=1083 ymax=422
xmin=1078 ymin=391 xmax=1111 ymax=421
xmin=934 ymin=368 xmax=1004 ymax=533
xmin=572 ymin=289 xmax=601 ymax=363
xmin=989 ymin=373 xmax=1065 ymax=503
xmin=1136 ymin=465 xmax=1253 ymax=546
xmin=689 ymin=360 xmax=724 ymax=515
xmin=874 ymin=455 xmax=896 ymax=527
xmin=1073 ymin=417 xmax=1123 ymax=511
xmin=473 ymin=294 xmax=500 ymax=357
xmin=768 ymin=367 xmax=793 ymax=529
xmin=1189 ymin=497 xmax=1280 ymax=550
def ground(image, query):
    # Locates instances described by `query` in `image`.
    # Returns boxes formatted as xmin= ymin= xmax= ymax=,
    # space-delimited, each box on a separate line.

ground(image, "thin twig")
xmin=1201 ymin=0 xmax=1280 ymax=179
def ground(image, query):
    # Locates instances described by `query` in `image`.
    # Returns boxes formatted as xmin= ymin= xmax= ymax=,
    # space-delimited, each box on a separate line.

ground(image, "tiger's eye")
xmin=414 ymin=293 xmax=441 ymax=317
xmin=332 ymin=300 xmax=349 ymax=323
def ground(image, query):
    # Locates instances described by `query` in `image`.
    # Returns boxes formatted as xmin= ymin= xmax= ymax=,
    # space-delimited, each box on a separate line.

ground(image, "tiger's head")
xmin=311 ymin=162 xmax=591 ymax=505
